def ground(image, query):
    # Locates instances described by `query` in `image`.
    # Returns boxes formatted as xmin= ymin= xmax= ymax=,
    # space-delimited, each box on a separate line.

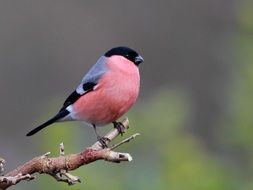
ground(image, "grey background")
xmin=0 ymin=0 xmax=236 ymax=181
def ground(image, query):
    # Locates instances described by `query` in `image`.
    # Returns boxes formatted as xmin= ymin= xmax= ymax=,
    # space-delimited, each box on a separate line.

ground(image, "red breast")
xmin=72 ymin=56 xmax=140 ymax=126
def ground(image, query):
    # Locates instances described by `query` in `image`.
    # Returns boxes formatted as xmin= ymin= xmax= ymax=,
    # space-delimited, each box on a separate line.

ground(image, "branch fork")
xmin=0 ymin=118 xmax=139 ymax=189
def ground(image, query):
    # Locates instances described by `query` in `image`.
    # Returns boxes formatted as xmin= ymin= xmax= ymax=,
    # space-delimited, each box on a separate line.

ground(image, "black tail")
xmin=26 ymin=109 xmax=69 ymax=136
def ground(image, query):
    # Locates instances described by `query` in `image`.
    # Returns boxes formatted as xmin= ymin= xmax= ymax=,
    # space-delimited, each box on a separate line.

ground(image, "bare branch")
xmin=110 ymin=133 xmax=140 ymax=150
xmin=0 ymin=158 xmax=5 ymax=175
xmin=0 ymin=173 xmax=35 ymax=186
xmin=0 ymin=118 xmax=139 ymax=189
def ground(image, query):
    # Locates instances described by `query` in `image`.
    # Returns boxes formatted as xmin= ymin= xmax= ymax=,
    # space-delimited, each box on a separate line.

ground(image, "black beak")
xmin=134 ymin=55 xmax=144 ymax=65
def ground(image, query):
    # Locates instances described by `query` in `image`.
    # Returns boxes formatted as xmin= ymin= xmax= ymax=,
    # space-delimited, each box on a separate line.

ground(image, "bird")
xmin=26 ymin=46 xmax=143 ymax=143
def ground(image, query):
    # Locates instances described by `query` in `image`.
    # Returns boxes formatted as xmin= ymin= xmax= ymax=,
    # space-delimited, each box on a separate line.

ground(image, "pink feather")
xmin=72 ymin=55 xmax=140 ymax=126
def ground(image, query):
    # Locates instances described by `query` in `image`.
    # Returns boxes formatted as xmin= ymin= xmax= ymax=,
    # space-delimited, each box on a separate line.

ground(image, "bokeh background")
xmin=0 ymin=0 xmax=253 ymax=189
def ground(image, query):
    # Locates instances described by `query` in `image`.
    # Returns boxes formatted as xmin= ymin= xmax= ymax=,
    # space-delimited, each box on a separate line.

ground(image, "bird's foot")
xmin=97 ymin=136 xmax=110 ymax=148
xmin=113 ymin=121 xmax=125 ymax=136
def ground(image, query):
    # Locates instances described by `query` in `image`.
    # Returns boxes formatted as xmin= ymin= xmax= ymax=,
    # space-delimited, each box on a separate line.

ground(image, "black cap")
xmin=105 ymin=46 xmax=143 ymax=66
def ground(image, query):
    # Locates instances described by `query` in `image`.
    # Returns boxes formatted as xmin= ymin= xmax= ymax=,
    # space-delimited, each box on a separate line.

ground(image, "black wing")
xmin=61 ymin=82 xmax=97 ymax=111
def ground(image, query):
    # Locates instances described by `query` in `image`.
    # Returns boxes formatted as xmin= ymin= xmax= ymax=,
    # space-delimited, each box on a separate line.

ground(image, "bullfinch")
xmin=26 ymin=46 xmax=143 ymax=140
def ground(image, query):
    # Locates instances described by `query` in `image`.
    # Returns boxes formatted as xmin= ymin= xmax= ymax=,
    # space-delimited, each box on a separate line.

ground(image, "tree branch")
xmin=0 ymin=118 xmax=139 ymax=189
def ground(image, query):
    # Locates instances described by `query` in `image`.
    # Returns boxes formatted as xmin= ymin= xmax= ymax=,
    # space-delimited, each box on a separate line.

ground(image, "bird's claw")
xmin=97 ymin=136 xmax=110 ymax=148
xmin=113 ymin=121 xmax=125 ymax=136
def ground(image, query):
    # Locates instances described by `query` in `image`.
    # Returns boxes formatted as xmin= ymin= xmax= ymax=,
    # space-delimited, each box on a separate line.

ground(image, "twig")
xmin=110 ymin=133 xmax=140 ymax=150
xmin=0 ymin=158 xmax=5 ymax=175
xmin=0 ymin=174 xmax=35 ymax=186
xmin=0 ymin=118 xmax=139 ymax=189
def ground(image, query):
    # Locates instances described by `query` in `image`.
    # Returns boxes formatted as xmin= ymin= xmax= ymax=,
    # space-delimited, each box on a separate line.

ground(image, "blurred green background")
xmin=1 ymin=0 xmax=253 ymax=189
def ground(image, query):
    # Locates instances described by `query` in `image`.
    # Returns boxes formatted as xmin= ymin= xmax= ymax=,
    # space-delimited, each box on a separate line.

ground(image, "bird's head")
xmin=104 ymin=46 xmax=144 ymax=66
